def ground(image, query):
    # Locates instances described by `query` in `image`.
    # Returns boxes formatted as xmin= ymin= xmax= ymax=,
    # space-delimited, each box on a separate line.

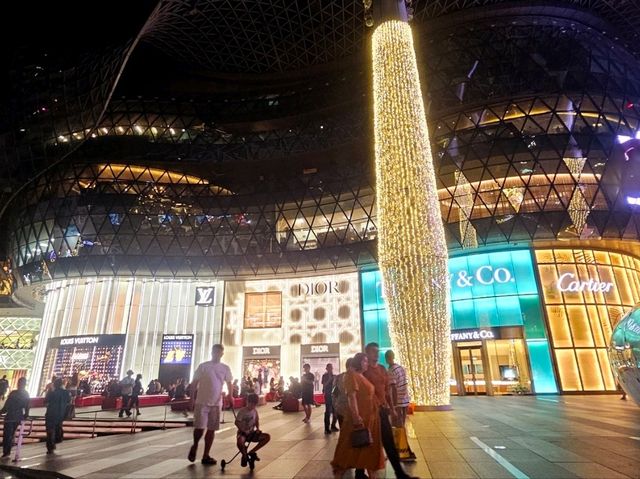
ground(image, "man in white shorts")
xmin=188 ymin=344 xmax=233 ymax=465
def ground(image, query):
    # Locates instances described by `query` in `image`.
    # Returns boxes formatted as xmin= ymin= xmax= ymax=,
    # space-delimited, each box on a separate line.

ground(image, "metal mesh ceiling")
xmin=137 ymin=0 xmax=640 ymax=73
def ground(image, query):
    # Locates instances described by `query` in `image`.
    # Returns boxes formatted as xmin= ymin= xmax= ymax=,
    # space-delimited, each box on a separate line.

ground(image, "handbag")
xmin=351 ymin=426 xmax=373 ymax=448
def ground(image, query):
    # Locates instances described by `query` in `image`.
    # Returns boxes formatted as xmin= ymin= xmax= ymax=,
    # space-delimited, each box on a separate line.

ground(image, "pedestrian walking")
xmin=0 ymin=377 xmax=29 ymax=458
xmin=187 ymin=344 xmax=233 ymax=466
xmin=118 ymin=370 xmax=135 ymax=418
xmin=44 ymin=377 xmax=70 ymax=454
xmin=331 ymin=353 xmax=384 ymax=479
xmin=385 ymin=349 xmax=416 ymax=461
xmin=0 ymin=376 xmax=9 ymax=401
xmin=322 ymin=363 xmax=339 ymax=434
xmin=130 ymin=374 xmax=143 ymax=415
xmin=355 ymin=343 xmax=416 ymax=479
xmin=301 ymin=363 xmax=314 ymax=423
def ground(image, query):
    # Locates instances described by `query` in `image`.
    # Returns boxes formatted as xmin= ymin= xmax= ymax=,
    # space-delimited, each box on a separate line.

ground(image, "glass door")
xmin=459 ymin=346 xmax=486 ymax=395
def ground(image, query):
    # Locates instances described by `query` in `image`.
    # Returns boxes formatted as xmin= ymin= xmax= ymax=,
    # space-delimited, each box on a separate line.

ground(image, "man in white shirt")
xmin=188 ymin=344 xmax=233 ymax=466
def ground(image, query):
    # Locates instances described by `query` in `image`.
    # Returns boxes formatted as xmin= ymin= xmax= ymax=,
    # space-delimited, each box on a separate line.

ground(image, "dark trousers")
xmin=120 ymin=394 xmax=131 ymax=415
xmin=324 ymin=398 xmax=337 ymax=431
xmin=2 ymin=420 xmax=18 ymax=456
xmin=356 ymin=408 xmax=408 ymax=479
xmin=45 ymin=419 xmax=63 ymax=452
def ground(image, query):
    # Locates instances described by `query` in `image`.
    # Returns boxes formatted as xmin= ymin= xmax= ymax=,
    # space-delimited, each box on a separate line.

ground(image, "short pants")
xmin=193 ymin=404 xmax=221 ymax=430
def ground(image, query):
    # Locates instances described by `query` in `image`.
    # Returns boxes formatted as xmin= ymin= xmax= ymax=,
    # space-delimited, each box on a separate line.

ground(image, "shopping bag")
xmin=392 ymin=426 xmax=412 ymax=460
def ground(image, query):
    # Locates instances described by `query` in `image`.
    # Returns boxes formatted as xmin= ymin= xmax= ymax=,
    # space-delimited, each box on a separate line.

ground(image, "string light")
xmin=372 ymin=20 xmax=451 ymax=407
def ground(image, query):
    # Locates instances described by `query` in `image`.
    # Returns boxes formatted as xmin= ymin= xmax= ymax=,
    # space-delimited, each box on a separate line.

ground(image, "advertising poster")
xmin=39 ymin=334 xmax=126 ymax=395
xmin=158 ymin=334 xmax=194 ymax=388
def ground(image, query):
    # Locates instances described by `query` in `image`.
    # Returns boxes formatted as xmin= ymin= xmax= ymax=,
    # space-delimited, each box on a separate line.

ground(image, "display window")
xmin=39 ymin=335 xmax=126 ymax=395
xmin=535 ymin=248 xmax=640 ymax=392
xmin=300 ymin=343 xmax=340 ymax=392
xmin=244 ymin=292 xmax=282 ymax=328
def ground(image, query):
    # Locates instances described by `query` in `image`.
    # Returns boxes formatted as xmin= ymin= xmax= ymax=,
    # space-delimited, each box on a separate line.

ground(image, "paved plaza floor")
xmin=1 ymin=395 xmax=638 ymax=479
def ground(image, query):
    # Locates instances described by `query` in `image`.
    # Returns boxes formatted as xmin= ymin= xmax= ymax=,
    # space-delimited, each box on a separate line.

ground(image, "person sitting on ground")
xmin=235 ymin=393 xmax=270 ymax=467
xmin=289 ymin=377 xmax=302 ymax=399
xmin=146 ymin=379 xmax=157 ymax=395
xmin=269 ymin=377 xmax=276 ymax=393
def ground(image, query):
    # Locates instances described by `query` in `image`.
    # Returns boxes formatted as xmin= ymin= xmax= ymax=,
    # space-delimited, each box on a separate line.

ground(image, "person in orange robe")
xmin=331 ymin=352 xmax=384 ymax=479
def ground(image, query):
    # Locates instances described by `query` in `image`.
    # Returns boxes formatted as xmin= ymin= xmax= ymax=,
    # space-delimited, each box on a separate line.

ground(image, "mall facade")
xmin=2 ymin=2 xmax=640 ymax=397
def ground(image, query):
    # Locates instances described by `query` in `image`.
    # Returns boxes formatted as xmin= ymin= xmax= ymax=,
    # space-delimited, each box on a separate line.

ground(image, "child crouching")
xmin=235 ymin=393 xmax=270 ymax=467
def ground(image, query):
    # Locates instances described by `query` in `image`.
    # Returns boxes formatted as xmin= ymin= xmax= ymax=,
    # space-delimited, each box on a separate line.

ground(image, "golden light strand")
xmin=372 ymin=20 xmax=451 ymax=407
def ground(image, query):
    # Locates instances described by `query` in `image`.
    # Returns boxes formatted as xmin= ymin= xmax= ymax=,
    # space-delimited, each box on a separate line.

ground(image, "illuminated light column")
xmin=372 ymin=17 xmax=451 ymax=407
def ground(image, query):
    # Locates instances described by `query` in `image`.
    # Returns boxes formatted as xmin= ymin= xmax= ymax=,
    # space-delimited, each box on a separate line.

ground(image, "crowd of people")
xmin=0 ymin=342 xmax=418 ymax=477
xmin=0 ymin=375 xmax=72 ymax=457
xmin=184 ymin=342 xmax=418 ymax=478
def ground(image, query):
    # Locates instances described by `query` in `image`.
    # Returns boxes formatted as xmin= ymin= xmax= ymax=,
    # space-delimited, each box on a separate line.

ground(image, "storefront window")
xmin=361 ymin=249 xmax=558 ymax=394
xmin=535 ymin=248 xmax=640 ymax=392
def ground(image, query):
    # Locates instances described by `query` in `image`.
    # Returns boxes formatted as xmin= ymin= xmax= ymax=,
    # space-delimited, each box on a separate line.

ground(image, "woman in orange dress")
xmin=331 ymin=352 xmax=384 ymax=479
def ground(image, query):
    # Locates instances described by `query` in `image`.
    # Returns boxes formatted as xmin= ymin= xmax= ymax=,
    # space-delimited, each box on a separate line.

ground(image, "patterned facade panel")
xmin=221 ymin=272 xmax=361 ymax=381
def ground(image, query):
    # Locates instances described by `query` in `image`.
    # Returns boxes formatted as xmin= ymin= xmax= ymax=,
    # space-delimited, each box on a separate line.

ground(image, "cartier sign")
xmin=556 ymin=273 xmax=614 ymax=293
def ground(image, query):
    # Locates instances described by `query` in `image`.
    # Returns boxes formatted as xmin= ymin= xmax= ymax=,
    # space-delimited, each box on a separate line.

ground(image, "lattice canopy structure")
xmin=3 ymin=1 xmax=640 ymax=283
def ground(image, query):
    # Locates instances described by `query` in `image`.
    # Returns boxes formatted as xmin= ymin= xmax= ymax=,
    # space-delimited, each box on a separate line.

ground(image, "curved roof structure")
xmin=135 ymin=1 xmax=640 ymax=74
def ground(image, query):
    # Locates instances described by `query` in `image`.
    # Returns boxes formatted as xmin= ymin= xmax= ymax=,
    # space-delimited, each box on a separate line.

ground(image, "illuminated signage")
xmin=243 ymin=345 xmax=281 ymax=358
xmin=300 ymin=343 xmax=340 ymax=357
xmin=195 ymin=286 xmax=215 ymax=306
xmin=449 ymin=250 xmax=538 ymax=301
xmin=556 ymin=273 xmax=614 ymax=293
xmin=627 ymin=196 xmax=640 ymax=206
xmin=450 ymin=328 xmax=500 ymax=342
xmin=295 ymin=281 xmax=340 ymax=296
xmin=49 ymin=334 xmax=126 ymax=348
xmin=60 ymin=336 xmax=99 ymax=346
xmin=451 ymin=266 xmax=514 ymax=288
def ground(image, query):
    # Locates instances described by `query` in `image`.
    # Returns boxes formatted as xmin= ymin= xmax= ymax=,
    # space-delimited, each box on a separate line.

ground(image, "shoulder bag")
xmin=351 ymin=426 xmax=373 ymax=448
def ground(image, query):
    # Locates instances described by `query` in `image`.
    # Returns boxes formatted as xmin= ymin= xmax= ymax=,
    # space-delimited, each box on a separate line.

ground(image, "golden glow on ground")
xmin=373 ymin=20 xmax=451 ymax=406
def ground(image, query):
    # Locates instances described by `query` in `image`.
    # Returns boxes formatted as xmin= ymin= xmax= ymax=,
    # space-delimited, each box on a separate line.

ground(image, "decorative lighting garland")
xmin=372 ymin=20 xmax=451 ymax=407
xmin=455 ymin=171 xmax=478 ymax=249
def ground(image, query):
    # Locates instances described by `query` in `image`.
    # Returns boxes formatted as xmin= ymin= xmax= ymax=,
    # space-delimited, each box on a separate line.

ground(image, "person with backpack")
xmin=118 ymin=370 xmax=135 ymax=418
xmin=332 ymin=358 xmax=353 ymax=427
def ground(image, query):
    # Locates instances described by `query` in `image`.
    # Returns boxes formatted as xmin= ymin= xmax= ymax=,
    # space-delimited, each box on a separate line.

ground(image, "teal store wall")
xmin=360 ymin=249 xmax=558 ymax=394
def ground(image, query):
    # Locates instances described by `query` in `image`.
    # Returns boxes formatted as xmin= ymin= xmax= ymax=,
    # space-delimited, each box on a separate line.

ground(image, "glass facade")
xmin=32 ymin=278 xmax=224 ymax=396
xmin=535 ymin=248 xmax=640 ymax=392
xmin=360 ymin=249 xmax=558 ymax=395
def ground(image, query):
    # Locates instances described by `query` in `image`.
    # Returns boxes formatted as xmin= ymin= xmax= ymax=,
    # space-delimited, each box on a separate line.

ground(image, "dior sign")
xmin=295 ymin=281 xmax=339 ymax=297
xmin=243 ymin=345 xmax=281 ymax=359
